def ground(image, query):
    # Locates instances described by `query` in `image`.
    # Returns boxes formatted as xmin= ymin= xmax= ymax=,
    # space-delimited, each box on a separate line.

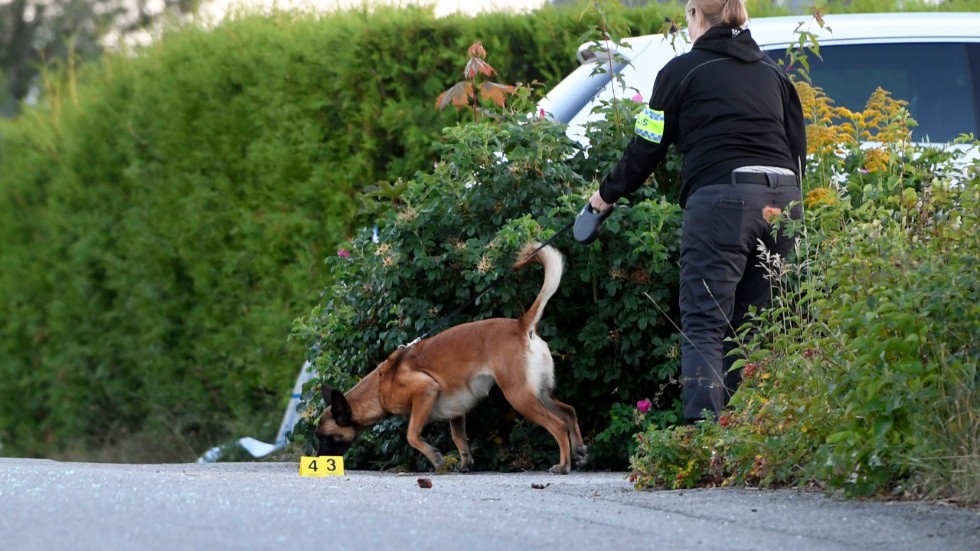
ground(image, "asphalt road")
xmin=1 ymin=458 xmax=977 ymax=551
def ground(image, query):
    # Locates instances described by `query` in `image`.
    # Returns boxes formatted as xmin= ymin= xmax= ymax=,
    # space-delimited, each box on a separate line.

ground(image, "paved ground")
xmin=0 ymin=458 xmax=977 ymax=550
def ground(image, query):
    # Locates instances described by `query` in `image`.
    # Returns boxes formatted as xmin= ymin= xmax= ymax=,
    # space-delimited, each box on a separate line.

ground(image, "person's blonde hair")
xmin=689 ymin=0 xmax=748 ymax=28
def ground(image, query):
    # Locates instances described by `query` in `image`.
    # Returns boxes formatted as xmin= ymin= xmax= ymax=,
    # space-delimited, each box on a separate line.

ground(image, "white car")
xmin=539 ymin=12 xmax=980 ymax=147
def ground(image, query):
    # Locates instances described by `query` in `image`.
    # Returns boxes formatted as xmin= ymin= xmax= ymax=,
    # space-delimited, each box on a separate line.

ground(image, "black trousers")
xmin=679 ymin=175 xmax=802 ymax=422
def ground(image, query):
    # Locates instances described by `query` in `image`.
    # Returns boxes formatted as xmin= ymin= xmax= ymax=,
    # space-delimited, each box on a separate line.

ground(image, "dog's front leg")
xmin=450 ymin=416 xmax=474 ymax=472
xmin=405 ymin=388 xmax=444 ymax=471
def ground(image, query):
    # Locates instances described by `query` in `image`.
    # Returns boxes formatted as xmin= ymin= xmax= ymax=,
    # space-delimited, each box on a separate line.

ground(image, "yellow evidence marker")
xmin=299 ymin=456 xmax=345 ymax=477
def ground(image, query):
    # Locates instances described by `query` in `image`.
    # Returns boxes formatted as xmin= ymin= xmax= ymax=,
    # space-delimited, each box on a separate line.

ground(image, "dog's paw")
xmin=430 ymin=453 xmax=445 ymax=473
xmin=548 ymin=463 xmax=571 ymax=475
xmin=574 ymin=446 xmax=589 ymax=467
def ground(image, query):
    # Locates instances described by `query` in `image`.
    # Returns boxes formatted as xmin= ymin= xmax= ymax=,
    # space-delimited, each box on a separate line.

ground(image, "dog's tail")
xmin=512 ymin=242 xmax=564 ymax=332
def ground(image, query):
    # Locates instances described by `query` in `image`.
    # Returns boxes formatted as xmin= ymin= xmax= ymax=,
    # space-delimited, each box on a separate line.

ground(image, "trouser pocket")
xmin=711 ymin=198 xmax=746 ymax=250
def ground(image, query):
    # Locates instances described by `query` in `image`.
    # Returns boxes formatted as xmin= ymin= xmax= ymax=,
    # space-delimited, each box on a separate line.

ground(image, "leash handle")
xmin=573 ymin=201 xmax=613 ymax=244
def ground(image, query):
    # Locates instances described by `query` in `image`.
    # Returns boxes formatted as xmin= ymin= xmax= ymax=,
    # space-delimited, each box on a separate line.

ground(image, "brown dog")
xmin=316 ymin=242 xmax=587 ymax=474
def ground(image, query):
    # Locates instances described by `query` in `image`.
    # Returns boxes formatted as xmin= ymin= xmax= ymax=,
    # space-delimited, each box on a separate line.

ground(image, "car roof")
xmin=748 ymin=12 xmax=980 ymax=46
xmin=619 ymin=12 xmax=980 ymax=52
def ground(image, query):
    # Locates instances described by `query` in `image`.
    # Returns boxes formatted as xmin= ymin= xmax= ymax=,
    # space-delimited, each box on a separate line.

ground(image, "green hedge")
xmin=0 ymin=3 xmax=681 ymax=460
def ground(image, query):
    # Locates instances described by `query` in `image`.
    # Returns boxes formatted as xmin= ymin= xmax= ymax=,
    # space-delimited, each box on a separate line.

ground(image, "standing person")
xmin=581 ymin=0 xmax=807 ymax=423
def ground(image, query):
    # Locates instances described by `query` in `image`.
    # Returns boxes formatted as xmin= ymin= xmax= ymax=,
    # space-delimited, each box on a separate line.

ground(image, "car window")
xmin=766 ymin=43 xmax=980 ymax=143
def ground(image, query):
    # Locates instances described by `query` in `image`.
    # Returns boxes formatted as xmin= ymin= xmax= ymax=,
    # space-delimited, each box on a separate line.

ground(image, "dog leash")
xmin=402 ymin=218 xmax=576 ymax=348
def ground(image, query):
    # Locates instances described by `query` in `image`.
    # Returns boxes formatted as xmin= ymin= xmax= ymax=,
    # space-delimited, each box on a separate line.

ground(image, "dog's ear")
xmin=321 ymin=384 xmax=333 ymax=407
xmin=331 ymin=389 xmax=353 ymax=427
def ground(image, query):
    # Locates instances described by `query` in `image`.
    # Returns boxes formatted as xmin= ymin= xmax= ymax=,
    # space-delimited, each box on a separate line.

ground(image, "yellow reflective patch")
xmin=635 ymin=108 xmax=665 ymax=143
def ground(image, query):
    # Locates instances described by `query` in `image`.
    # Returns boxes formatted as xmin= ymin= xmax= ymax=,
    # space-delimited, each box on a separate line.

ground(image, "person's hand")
xmin=589 ymin=191 xmax=614 ymax=213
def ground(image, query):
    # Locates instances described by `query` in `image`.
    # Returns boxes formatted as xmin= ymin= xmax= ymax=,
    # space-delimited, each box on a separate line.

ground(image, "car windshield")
xmin=539 ymin=60 xmax=629 ymax=124
xmin=766 ymin=42 xmax=980 ymax=144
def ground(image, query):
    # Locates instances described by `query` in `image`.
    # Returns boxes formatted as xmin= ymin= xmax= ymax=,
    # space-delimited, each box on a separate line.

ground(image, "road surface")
xmin=1 ymin=458 xmax=977 ymax=550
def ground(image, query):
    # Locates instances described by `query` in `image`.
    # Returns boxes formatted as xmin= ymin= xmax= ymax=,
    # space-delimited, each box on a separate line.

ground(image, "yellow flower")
xmin=796 ymin=82 xmax=914 ymax=156
xmin=862 ymin=147 xmax=890 ymax=173
xmin=804 ymin=187 xmax=838 ymax=208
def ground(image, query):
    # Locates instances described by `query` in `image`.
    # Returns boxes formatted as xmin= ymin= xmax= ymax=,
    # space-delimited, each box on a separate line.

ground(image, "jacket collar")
xmin=692 ymin=25 xmax=763 ymax=62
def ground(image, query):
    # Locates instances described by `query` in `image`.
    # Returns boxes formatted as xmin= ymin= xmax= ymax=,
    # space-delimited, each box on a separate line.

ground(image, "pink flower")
xmin=337 ymin=249 xmax=351 ymax=259
xmin=539 ymin=108 xmax=546 ymax=118
xmin=631 ymin=93 xmax=644 ymax=103
xmin=636 ymin=399 xmax=652 ymax=413
xmin=762 ymin=206 xmax=782 ymax=224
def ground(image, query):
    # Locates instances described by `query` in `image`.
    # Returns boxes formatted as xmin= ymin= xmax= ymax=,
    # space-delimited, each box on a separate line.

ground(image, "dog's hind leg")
xmin=544 ymin=395 xmax=588 ymax=468
xmin=449 ymin=416 xmax=474 ymax=472
xmin=501 ymin=388 xmax=573 ymax=474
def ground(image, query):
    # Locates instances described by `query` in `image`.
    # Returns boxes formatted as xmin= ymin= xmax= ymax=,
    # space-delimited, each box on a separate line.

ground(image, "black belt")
xmin=731 ymin=171 xmax=798 ymax=187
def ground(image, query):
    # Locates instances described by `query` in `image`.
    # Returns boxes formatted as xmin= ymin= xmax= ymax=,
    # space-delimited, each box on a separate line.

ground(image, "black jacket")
xmin=598 ymin=26 xmax=807 ymax=208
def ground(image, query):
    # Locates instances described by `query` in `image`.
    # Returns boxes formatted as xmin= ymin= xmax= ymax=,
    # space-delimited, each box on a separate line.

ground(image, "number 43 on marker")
xmin=299 ymin=456 xmax=345 ymax=477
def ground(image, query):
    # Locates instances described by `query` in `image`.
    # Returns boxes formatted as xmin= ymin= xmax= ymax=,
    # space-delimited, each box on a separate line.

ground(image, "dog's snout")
xmin=315 ymin=433 xmax=330 ymax=456
xmin=316 ymin=432 xmax=353 ymax=457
